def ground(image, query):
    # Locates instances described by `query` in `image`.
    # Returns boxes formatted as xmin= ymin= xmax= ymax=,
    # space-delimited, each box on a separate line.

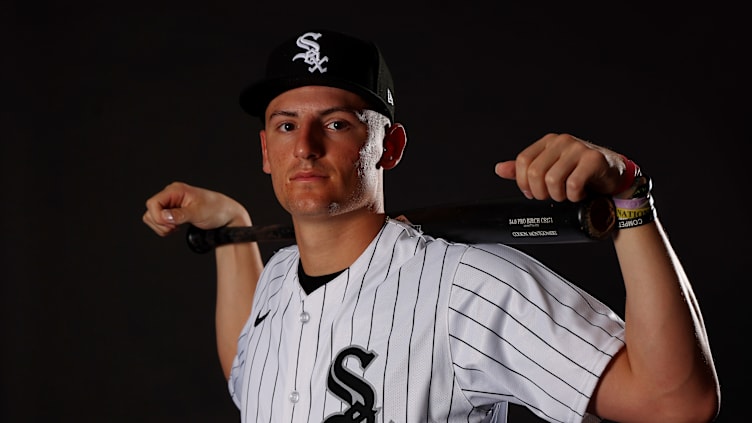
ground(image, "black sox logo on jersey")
xmin=324 ymin=345 xmax=380 ymax=423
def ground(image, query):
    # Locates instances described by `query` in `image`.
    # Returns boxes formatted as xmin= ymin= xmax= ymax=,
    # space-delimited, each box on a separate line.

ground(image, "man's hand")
xmin=494 ymin=133 xmax=629 ymax=202
xmin=142 ymin=181 xmax=251 ymax=237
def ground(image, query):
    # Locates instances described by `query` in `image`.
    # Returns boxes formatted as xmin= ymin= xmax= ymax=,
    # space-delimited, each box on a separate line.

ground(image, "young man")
xmin=143 ymin=29 xmax=720 ymax=422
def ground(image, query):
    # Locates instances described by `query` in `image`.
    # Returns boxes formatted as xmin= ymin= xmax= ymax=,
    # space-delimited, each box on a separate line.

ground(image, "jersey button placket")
xmin=290 ymin=310 xmax=308 ymax=405
xmin=288 ymin=390 xmax=300 ymax=403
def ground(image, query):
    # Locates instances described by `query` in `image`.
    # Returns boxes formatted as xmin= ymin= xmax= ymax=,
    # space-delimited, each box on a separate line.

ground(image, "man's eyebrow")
xmin=268 ymin=110 xmax=298 ymax=119
xmin=268 ymin=106 xmax=364 ymax=120
xmin=319 ymin=106 xmax=363 ymax=116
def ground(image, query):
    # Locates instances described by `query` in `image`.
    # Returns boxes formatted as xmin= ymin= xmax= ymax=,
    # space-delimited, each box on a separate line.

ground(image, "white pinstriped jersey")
xmin=229 ymin=219 xmax=625 ymax=423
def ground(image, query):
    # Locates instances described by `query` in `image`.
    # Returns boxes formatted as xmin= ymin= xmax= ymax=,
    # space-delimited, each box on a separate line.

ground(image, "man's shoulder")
xmin=388 ymin=218 xmax=528 ymax=260
xmin=265 ymin=244 xmax=300 ymax=267
xmin=422 ymin=237 xmax=539 ymax=271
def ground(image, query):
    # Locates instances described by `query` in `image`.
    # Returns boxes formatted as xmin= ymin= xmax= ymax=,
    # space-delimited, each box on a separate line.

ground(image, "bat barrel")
xmin=393 ymin=196 xmax=616 ymax=244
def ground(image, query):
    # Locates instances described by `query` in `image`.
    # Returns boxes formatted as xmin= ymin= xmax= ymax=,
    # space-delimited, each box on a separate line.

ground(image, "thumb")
xmin=494 ymin=161 xmax=516 ymax=180
xmin=161 ymin=208 xmax=188 ymax=225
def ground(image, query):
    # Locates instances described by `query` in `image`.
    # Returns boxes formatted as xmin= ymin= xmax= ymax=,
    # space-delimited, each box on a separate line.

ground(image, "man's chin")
xmin=283 ymin=200 xmax=340 ymax=218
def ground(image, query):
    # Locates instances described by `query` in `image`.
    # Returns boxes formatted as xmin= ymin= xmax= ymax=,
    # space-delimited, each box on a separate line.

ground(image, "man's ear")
xmin=378 ymin=123 xmax=407 ymax=170
xmin=260 ymin=129 xmax=271 ymax=175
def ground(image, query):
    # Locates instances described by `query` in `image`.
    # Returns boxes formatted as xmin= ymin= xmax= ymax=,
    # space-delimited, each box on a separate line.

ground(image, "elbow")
xmin=694 ymin=385 xmax=721 ymax=423
xmin=655 ymin=383 xmax=721 ymax=423
xmin=688 ymin=368 xmax=722 ymax=423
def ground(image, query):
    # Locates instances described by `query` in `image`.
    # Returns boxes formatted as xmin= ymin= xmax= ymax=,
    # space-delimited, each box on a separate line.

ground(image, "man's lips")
xmin=290 ymin=170 xmax=328 ymax=182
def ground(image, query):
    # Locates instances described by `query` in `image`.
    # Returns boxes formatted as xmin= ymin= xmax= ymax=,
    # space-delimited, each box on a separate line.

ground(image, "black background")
xmin=3 ymin=2 xmax=748 ymax=422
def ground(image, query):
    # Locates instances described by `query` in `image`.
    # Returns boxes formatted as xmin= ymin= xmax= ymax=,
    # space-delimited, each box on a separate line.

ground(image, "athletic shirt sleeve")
xmin=447 ymin=243 xmax=625 ymax=423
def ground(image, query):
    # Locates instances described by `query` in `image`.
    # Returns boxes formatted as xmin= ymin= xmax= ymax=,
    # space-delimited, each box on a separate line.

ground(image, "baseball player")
xmin=143 ymin=29 xmax=720 ymax=422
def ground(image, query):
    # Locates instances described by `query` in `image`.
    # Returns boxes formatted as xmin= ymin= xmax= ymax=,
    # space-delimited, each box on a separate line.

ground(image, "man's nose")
xmin=293 ymin=124 xmax=324 ymax=160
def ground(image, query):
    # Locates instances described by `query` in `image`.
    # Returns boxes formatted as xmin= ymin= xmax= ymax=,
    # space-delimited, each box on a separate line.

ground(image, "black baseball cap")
xmin=238 ymin=29 xmax=396 ymax=122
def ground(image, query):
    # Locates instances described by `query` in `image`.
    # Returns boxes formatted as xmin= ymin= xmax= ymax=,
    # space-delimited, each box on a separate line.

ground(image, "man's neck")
xmin=293 ymin=211 xmax=387 ymax=276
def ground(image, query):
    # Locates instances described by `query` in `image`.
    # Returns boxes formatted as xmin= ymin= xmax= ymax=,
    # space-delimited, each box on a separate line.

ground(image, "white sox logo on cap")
xmin=293 ymin=32 xmax=329 ymax=73
xmin=238 ymin=29 xmax=396 ymax=122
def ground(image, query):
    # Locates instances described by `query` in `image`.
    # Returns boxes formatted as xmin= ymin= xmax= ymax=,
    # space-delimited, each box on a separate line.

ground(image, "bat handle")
xmin=186 ymin=223 xmax=296 ymax=254
xmin=186 ymin=226 xmax=225 ymax=254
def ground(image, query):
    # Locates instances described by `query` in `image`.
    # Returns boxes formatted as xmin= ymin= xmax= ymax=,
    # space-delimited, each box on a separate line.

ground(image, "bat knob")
xmin=583 ymin=196 xmax=617 ymax=240
xmin=186 ymin=225 xmax=216 ymax=254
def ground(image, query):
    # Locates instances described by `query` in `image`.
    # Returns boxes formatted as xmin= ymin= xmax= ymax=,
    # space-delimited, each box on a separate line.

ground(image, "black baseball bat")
xmin=185 ymin=196 xmax=616 ymax=254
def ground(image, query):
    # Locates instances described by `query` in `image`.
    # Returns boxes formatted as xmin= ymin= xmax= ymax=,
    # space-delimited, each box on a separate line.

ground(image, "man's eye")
xmin=326 ymin=121 xmax=348 ymax=131
xmin=280 ymin=122 xmax=295 ymax=132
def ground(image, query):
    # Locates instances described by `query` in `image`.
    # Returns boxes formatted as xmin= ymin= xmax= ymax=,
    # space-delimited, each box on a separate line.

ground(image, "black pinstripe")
xmin=229 ymin=220 xmax=625 ymax=422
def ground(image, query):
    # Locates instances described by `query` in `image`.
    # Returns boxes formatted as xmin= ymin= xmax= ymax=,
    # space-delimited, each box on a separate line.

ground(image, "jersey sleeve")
xmin=448 ymin=243 xmax=625 ymax=423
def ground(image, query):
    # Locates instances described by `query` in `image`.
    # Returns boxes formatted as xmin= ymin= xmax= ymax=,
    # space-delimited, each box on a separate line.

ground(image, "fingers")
xmin=143 ymin=181 xmax=252 ymax=239
xmin=503 ymin=133 xmax=619 ymax=202
xmin=513 ymin=133 xmax=571 ymax=201
xmin=142 ymin=210 xmax=178 ymax=237
xmin=142 ymin=181 xmax=193 ymax=237
xmin=494 ymin=161 xmax=516 ymax=180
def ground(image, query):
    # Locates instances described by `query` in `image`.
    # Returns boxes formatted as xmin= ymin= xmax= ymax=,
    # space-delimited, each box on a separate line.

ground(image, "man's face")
xmin=260 ymin=85 xmax=389 ymax=220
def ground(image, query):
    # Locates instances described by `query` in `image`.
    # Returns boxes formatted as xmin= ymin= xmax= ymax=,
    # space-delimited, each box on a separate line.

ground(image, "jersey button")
xmin=299 ymin=311 xmax=310 ymax=323
xmin=289 ymin=390 xmax=300 ymax=403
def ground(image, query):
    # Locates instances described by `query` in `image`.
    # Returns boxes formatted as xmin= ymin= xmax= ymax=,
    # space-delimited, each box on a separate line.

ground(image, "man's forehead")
xmin=266 ymin=86 xmax=372 ymax=117
xmin=267 ymin=106 xmax=368 ymax=120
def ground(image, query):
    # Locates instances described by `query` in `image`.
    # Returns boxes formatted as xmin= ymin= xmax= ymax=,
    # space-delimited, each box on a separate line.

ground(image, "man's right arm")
xmin=214 ymin=228 xmax=263 ymax=378
xmin=143 ymin=181 xmax=264 ymax=378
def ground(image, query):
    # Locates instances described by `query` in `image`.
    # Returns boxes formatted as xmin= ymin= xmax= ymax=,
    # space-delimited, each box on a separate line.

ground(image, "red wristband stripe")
xmin=614 ymin=155 xmax=638 ymax=195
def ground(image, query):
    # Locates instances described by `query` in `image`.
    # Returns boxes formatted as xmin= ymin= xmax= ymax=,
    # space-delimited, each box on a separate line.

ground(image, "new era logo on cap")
xmin=239 ymin=29 xmax=396 ymax=122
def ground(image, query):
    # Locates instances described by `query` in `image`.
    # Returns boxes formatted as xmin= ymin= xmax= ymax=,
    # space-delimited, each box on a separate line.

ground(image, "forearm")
xmin=214 ymin=215 xmax=264 ymax=380
xmin=609 ymin=219 xmax=719 ymax=420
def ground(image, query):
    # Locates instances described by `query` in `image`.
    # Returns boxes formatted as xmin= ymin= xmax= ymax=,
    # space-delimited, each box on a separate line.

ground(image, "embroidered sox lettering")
xmin=293 ymin=32 xmax=328 ymax=73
